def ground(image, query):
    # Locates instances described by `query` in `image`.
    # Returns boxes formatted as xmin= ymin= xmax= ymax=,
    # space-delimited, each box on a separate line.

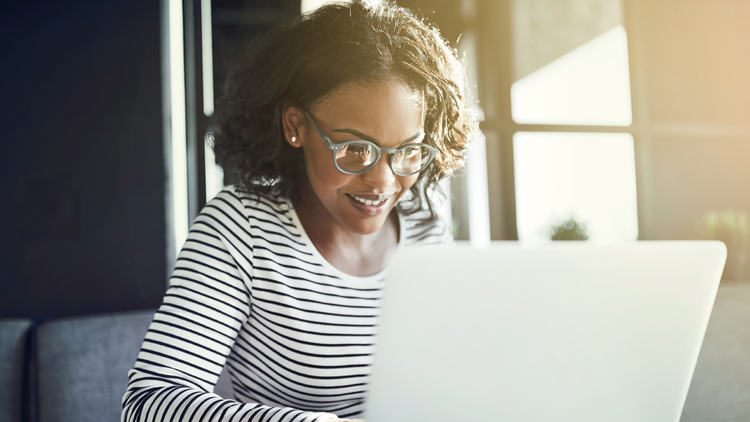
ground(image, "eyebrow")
xmin=332 ymin=128 xmax=424 ymax=148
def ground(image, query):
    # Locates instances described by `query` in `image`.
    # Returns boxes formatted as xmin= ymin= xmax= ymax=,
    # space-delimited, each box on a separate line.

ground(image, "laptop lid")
xmin=365 ymin=241 xmax=726 ymax=422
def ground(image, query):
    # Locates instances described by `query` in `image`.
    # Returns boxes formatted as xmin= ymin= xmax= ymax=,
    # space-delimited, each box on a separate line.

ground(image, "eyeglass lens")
xmin=335 ymin=143 xmax=432 ymax=175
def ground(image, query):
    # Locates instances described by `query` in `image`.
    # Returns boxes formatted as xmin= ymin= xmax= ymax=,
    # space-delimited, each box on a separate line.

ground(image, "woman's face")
xmin=285 ymin=80 xmax=424 ymax=235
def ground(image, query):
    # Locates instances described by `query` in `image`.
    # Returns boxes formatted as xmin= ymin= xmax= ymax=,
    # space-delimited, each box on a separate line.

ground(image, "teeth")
xmin=351 ymin=195 xmax=387 ymax=206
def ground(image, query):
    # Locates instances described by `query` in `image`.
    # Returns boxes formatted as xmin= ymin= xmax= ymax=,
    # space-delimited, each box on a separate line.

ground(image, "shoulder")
xmin=399 ymin=186 xmax=454 ymax=248
xmin=191 ymin=186 xmax=297 ymax=244
xmin=400 ymin=211 xmax=454 ymax=248
xmin=203 ymin=185 xmax=294 ymax=223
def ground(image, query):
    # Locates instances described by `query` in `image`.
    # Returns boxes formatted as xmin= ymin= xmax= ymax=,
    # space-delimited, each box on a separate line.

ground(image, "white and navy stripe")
xmin=123 ymin=186 xmax=451 ymax=422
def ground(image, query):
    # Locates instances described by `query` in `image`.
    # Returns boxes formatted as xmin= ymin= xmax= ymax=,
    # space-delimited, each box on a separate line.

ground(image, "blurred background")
xmin=4 ymin=0 xmax=748 ymax=318
xmin=0 ymin=0 xmax=748 ymax=419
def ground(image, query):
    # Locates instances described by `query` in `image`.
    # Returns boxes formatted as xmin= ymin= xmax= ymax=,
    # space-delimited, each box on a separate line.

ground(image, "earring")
xmin=291 ymin=136 xmax=297 ymax=143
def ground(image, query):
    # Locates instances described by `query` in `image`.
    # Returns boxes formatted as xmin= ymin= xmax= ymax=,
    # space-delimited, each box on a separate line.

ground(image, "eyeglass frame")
xmin=302 ymin=110 xmax=440 ymax=176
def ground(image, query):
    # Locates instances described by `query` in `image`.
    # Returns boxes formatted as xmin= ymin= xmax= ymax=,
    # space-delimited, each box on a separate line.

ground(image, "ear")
xmin=282 ymin=106 xmax=306 ymax=149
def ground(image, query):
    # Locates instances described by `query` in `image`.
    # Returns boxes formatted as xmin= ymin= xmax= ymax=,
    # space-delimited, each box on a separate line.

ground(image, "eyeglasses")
xmin=303 ymin=111 xmax=439 ymax=176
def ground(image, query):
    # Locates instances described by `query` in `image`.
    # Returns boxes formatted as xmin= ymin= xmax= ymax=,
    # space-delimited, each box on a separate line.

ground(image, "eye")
xmin=402 ymin=145 xmax=421 ymax=156
xmin=347 ymin=144 xmax=371 ymax=155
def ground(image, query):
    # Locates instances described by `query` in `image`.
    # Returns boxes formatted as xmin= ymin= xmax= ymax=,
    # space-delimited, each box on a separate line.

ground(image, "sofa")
xmin=0 ymin=309 xmax=233 ymax=422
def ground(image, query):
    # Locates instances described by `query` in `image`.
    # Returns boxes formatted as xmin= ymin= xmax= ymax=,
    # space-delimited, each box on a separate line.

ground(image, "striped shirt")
xmin=122 ymin=185 xmax=451 ymax=422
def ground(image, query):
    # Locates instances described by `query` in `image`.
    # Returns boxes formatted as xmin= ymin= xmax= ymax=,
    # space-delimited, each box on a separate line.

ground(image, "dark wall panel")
xmin=1 ymin=0 xmax=166 ymax=319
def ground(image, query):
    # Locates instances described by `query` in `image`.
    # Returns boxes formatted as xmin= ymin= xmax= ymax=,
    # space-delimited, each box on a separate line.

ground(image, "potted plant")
xmin=547 ymin=217 xmax=589 ymax=241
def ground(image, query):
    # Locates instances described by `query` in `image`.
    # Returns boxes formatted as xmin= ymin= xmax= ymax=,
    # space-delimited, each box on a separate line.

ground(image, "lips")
xmin=346 ymin=193 xmax=394 ymax=216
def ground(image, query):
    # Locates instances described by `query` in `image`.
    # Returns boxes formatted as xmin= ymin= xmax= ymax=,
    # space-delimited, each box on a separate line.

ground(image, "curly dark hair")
xmin=211 ymin=0 xmax=477 ymax=224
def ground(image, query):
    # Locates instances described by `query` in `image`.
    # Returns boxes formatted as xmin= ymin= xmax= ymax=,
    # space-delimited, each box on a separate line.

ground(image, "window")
xmin=513 ymin=132 xmax=638 ymax=243
xmin=475 ymin=0 xmax=639 ymax=242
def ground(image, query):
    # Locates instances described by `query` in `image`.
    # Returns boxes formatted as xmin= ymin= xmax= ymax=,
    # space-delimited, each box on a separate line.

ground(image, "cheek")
xmin=304 ymin=145 xmax=331 ymax=180
xmin=396 ymin=175 xmax=420 ymax=198
xmin=304 ymin=147 xmax=351 ymax=194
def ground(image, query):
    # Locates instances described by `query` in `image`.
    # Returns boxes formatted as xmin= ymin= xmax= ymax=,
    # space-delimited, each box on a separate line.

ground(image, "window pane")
xmin=513 ymin=132 xmax=638 ymax=242
xmin=510 ymin=0 xmax=632 ymax=126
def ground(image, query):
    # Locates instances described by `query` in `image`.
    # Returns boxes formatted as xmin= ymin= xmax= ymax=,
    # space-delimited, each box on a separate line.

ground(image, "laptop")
xmin=365 ymin=241 xmax=726 ymax=422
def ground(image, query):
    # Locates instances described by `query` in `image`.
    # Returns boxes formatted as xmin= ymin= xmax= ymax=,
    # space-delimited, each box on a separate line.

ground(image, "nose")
xmin=361 ymin=153 xmax=396 ymax=189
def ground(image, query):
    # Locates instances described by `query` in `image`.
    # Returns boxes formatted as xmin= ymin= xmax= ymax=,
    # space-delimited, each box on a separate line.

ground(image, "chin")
xmin=345 ymin=215 xmax=390 ymax=235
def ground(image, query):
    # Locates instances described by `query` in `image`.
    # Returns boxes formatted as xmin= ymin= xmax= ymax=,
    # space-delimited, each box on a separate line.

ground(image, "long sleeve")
xmin=122 ymin=199 xmax=338 ymax=422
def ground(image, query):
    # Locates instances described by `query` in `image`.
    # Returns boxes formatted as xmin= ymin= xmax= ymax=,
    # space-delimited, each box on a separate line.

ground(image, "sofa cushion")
xmin=0 ymin=319 xmax=33 ymax=422
xmin=36 ymin=310 xmax=155 ymax=422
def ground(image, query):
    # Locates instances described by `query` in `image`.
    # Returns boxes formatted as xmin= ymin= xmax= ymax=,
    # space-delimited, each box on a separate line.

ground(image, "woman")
xmin=122 ymin=1 xmax=475 ymax=421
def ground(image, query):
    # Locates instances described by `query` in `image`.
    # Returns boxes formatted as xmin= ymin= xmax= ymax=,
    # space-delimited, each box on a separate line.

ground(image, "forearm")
xmin=122 ymin=379 xmax=337 ymax=422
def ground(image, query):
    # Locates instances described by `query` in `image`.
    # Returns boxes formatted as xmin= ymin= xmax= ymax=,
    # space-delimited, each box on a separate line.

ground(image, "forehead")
xmin=316 ymin=79 xmax=422 ymax=108
xmin=311 ymin=80 xmax=424 ymax=141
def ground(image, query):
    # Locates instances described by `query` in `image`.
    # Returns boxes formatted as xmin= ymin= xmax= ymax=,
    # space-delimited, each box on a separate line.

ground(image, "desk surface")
xmin=681 ymin=280 xmax=750 ymax=421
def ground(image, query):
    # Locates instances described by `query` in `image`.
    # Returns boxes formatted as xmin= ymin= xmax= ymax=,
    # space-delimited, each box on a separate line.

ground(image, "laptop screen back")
xmin=365 ymin=241 xmax=726 ymax=422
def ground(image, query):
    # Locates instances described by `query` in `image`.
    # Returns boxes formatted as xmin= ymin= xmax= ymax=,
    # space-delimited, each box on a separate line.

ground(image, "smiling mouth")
xmin=348 ymin=194 xmax=390 ymax=207
xmin=346 ymin=193 xmax=394 ymax=215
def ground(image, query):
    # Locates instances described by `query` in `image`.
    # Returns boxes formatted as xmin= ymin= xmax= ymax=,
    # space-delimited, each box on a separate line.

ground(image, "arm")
xmin=122 ymin=202 xmax=338 ymax=422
